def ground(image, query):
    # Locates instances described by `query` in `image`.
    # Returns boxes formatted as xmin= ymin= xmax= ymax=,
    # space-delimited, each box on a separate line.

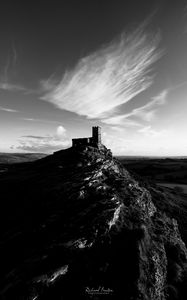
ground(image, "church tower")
xmin=92 ymin=126 xmax=101 ymax=145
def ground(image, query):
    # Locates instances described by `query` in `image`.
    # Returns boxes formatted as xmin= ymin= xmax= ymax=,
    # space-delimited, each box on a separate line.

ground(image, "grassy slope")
xmin=0 ymin=153 xmax=47 ymax=164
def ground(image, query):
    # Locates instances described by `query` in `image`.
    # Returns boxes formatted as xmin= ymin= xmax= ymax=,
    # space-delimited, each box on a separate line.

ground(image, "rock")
xmin=0 ymin=146 xmax=187 ymax=299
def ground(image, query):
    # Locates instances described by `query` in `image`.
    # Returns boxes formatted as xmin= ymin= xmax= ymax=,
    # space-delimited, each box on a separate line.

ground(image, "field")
xmin=117 ymin=156 xmax=187 ymax=198
xmin=117 ymin=156 xmax=187 ymax=185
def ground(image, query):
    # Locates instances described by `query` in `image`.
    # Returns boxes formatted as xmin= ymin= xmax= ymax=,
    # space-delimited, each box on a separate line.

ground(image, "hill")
xmin=0 ymin=152 xmax=47 ymax=164
xmin=0 ymin=146 xmax=187 ymax=299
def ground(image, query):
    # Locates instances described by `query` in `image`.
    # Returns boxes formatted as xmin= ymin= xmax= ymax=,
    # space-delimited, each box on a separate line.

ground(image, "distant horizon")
xmin=0 ymin=150 xmax=187 ymax=159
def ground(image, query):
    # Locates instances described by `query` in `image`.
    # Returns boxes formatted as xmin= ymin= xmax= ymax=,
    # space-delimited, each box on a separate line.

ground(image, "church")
xmin=72 ymin=126 xmax=102 ymax=148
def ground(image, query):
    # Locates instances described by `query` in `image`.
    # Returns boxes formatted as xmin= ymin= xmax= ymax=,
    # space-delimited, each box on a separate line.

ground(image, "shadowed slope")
xmin=0 ymin=146 xmax=187 ymax=299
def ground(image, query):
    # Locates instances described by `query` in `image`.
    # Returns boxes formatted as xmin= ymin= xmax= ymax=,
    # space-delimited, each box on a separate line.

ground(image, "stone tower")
xmin=92 ymin=126 xmax=101 ymax=145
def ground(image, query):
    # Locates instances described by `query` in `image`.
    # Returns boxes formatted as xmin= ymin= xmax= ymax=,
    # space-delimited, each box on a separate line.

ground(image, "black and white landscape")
xmin=0 ymin=1 xmax=187 ymax=299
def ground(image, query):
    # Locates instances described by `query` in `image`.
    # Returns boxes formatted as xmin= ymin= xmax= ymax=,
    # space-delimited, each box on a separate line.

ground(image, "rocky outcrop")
xmin=0 ymin=146 xmax=187 ymax=299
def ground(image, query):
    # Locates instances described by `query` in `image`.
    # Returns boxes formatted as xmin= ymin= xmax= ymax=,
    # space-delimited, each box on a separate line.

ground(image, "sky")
xmin=0 ymin=0 xmax=187 ymax=156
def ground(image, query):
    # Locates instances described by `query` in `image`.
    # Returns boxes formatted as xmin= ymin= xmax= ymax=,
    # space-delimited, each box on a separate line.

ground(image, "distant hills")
xmin=0 ymin=153 xmax=186 ymax=165
xmin=116 ymin=155 xmax=187 ymax=160
xmin=0 ymin=152 xmax=47 ymax=164
xmin=118 ymin=157 xmax=187 ymax=185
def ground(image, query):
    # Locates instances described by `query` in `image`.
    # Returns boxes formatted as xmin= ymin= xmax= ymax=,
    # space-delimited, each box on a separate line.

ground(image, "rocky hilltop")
xmin=0 ymin=146 xmax=187 ymax=299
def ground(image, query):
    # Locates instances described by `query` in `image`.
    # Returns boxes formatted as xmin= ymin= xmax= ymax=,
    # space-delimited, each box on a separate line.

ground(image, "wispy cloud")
xmin=0 ymin=82 xmax=29 ymax=92
xmin=103 ymin=89 xmax=168 ymax=125
xmin=23 ymin=118 xmax=62 ymax=124
xmin=138 ymin=125 xmax=167 ymax=137
xmin=21 ymin=135 xmax=49 ymax=139
xmin=130 ymin=89 xmax=168 ymax=121
xmin=0 ymin=42 xmax=33 ymax=94
xmin=40 ymin=75 xmax=58 ymax=92
xmin=0 ymin=106 xmax=19 ymax=113
xmin=102 ymin=132 xmax=132 ymax=154
xmin=17 ymin=126 xmax=70 ymax=153
xmin=22 ymin=126 xmax=66 ymax=140
xmin=23 ymin=118 xmax=40 ymax=122
xmin=110 ymin=126 xmax=125 ymax=133
xmin=42 ymin=25 xmax=162 ymax=119
xmin=102 ymin=116 xmax=141 ymax=127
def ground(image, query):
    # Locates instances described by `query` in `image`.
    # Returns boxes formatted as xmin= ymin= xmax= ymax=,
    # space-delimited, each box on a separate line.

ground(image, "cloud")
xmin=138 ymin=125 xmax=167 ymax=137
xmin=103 ymin=115 xmax=141 ymax=127
xmin=134 ymin=89 xmax=168 ymax=120
xmin=17 ymin=126 xmax=70 ymax=153
xmin=42 ymin=25 xmax=162 ymax=119
xmin=0 ymin=106 xmax=19 ymax=112
xmin=56 ymin=125 xmax=66 ymax=138
xmin=102 ymin=132 xmax=132 ymax=154
xmin=0 ymin=82 xmax=30 ymax=93
xmin=0 ymin=42 xmax=36 ymax=95
xmin=21 ymin=135 xmax=49 ymax=139
xmin=103 ymin=89 xmax=168 ymax=125
xmin=17 ymin=138 xmax=70 ymax=153
xmin=124 ymin=89 xmax=168 ymax=121
xmin=102 ymin=127 xmax=169 ymax=155
xmin=0 ymin=43 xmax=27 ymax=93
xmin=23 ymin=118 xmax=62 ymax=124
xmin=110 ymin=126 xmax=125 ymax=133
xmin=40 ymin=77 xmax=58 ymax=92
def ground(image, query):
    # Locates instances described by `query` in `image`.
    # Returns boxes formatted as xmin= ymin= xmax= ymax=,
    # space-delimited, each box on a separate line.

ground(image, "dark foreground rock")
xmin=0 ymin=146 xmax=187 ymax=299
